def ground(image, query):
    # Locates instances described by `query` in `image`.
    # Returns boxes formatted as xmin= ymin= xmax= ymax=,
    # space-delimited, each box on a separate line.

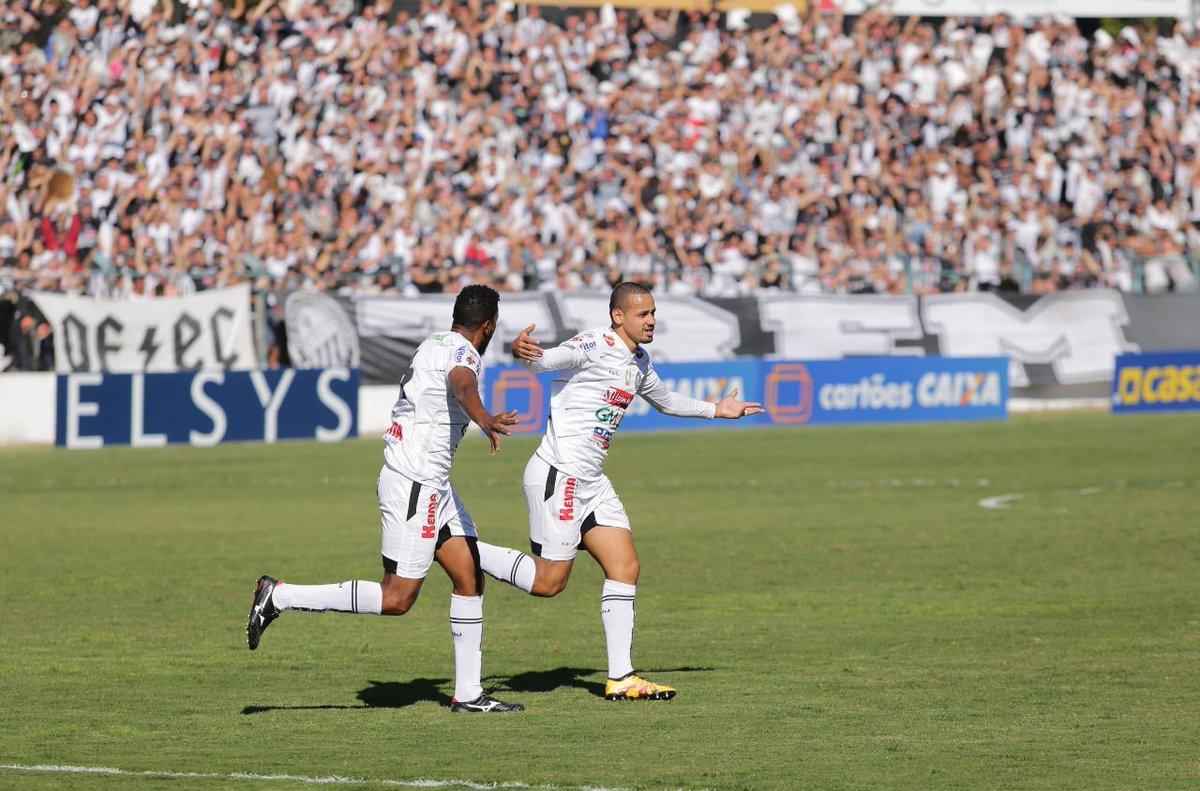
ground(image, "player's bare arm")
xmin=447 ymin=366 xmax=517 ymax=454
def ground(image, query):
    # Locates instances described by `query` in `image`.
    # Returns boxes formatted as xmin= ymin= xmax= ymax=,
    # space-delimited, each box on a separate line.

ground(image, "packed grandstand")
xmin=2 ymin=0 xmax=1199 ymax=326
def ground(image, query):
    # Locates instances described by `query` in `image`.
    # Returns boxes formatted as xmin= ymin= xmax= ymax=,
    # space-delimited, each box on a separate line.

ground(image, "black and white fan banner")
xmin=31 ymin=284 xmax=256 ymax=373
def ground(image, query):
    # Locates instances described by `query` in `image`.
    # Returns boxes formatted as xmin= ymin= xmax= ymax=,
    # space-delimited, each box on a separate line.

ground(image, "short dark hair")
xmin=609 ymin=281 xmax=652 ymax=315
xmin=452 ymin=284 xmax=500 ymax=329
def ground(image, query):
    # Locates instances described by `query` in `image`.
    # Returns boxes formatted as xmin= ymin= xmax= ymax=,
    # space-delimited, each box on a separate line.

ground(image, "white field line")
xmin=0 ymin=763 xmax=629 ymax=791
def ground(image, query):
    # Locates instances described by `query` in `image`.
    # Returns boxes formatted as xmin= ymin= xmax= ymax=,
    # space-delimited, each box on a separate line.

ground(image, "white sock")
xmin=272 ymin=581 xmax=383 ymax=615
xmin=475 ymin=541 xmax=536 ymax=594
xmin=601 ymin=579 xmax=636 ymax=680
xmin=450 ymin=594 xmax=484 ymax=702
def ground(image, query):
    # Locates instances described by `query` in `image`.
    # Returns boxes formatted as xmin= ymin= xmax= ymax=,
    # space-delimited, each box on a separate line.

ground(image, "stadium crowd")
xmin=3 ymin=0 xmax=1200 ymax=340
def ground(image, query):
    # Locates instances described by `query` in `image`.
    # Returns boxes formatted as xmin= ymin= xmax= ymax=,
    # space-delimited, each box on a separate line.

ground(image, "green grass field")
xmin=1 ymin=413 xmax=1198 ymax=791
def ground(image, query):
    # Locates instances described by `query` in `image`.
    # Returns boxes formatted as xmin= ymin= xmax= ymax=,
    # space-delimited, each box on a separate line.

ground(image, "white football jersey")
xmin=383 ymin=331 xmax=482 ymax=489
xmin=530 ymin=327 xmax=714 ymax=480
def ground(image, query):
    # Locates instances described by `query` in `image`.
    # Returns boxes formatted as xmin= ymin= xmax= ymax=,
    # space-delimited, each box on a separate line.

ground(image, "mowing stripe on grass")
xmin=0 ymin=764 xmax=628 ymax=791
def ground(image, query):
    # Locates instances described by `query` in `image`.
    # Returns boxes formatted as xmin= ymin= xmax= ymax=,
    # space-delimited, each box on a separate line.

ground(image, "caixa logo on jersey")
xmin=55 ymin=368 xmax=359 ymax=449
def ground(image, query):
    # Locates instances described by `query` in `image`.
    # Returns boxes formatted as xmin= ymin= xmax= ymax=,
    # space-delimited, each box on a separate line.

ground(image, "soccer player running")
xmin=245 ymin=285 xmax=526 ymax=713
xmin=475 ymin=282 xmax=763 ymax=701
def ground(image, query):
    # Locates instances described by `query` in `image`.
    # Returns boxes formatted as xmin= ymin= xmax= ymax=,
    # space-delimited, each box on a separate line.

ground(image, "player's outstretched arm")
xmin=641 ymin=371 xmax=763 ymax=420
xmin=447 ymin=367 xmax=518 ymax=454
xmin=712 ymin=386 xmax=764 ymax=420
xmin=639 ymin=366 xmax=718 ymax=418
xmin=512 ymin=324 xmax=587 ymax=372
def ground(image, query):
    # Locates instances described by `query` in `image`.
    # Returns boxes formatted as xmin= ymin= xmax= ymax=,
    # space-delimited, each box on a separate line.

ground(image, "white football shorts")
xmin=523 ymin=453 xmax=631 ymax=561
xmin=378 ymin=464 xmax=477 ymax=578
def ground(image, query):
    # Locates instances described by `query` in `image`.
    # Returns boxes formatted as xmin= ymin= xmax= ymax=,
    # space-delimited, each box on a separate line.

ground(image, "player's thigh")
xmin=377 ymin=465 xmax=442 ymax=580
xmin=581 ymin=478 xmax=637 ymax=582
xmin=588 ymin=477 xmax=631 ymax=533
xmin=581 ymin=525 xmax=640 ymax=583
xmin=435 ymin=535 xmax=481 ymax=595
xmin=434 ymin=485 xmax=482 ymax=595
xmin=380 ymin=573 xmax=424 ymax=614
xmin=523 ymin=455 xmax=585 ymax=562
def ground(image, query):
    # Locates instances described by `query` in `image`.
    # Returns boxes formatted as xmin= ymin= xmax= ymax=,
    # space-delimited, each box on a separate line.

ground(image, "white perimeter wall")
xmin=0 ymin=373 xmax=56 ymax=444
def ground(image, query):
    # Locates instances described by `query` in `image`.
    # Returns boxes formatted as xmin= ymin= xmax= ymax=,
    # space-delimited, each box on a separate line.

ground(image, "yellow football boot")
xmin=604 ymin=673 xmax=677 ymax=701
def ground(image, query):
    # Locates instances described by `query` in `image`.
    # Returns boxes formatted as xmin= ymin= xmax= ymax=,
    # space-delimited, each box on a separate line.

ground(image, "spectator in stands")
xmin=2 ymin=1 xmax=1200 ymax=305
xmin=6 ymin=308 xmax=53 ymax=372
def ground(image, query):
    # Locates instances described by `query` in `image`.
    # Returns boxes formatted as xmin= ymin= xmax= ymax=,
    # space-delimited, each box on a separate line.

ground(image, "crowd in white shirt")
xmin=2 ymin=0 xmax=1199 ymax=306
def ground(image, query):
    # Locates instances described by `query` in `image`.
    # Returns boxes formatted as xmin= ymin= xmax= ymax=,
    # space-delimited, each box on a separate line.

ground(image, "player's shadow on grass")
xmin=241 ymin=678 xmax=450 ymax=715
xmin=484 ymin=665 xmax=715 ymax=698
xmin=240 ymin=666 xmax=715 ymax=713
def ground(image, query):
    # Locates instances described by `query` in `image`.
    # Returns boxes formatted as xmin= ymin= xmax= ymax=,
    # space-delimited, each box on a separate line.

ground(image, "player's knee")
xmin=452 ymin=576 xmax=482 ymax=597
xmin=531 ymin=571 xmax=569 ymax=597
xmin=381 ymin=587 xmax=418 ymax=615
xmin=382 ymin=596 xmax=414 ymax=615
xmin=609 ymin=557 xmax=639 ymax=584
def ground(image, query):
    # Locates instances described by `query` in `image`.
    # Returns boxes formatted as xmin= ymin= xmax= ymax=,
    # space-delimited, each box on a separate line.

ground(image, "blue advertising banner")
xmin=55 ymin=368 xmax=359 ymax=448
xmin=1111 ymin=351 xmax=1200 ymax=414
xmin=483 ymin=356 xmax=1007 ymax=435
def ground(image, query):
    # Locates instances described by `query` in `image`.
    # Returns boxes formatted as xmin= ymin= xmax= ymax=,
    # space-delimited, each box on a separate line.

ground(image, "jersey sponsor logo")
xmin=594 ymin=406 xmax=623 ymax=428
xmin=454 ymin=346 xmax=479 ymax=370
xmin=422 ymin=493 xmax=439 ymax=539
xmin=603 ymin=387 xmax=634 ymax=408
xmin=384 ymin=422 xmax=403 ymax=440
xmin=567 ymin=334 xmax=596 ymax=352
xmin=566 ymin=333 xmax=595 ymax=350
xmin=592 ymin=426 xmax=613 ymax=449
xmin=559 ymin=477 xmax=577 ymax=521
xmin=603 ymin=334 xmax=616 ymax=347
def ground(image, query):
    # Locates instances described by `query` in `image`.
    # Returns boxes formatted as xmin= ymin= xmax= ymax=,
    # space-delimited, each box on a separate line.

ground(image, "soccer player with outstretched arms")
xmin=474 ymin=282 xmax=763 ymax=701
xmin=245 ymin=285 xmax=525 ymax=713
